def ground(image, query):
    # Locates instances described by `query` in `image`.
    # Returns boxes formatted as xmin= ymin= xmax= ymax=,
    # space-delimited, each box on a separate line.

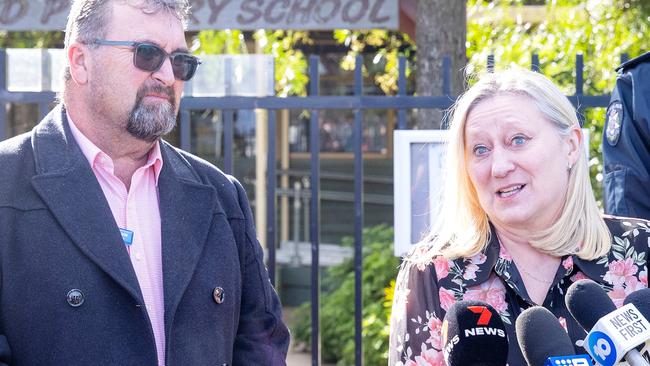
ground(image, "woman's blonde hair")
xmin=422 ymin=68 xmax=610 ymax=260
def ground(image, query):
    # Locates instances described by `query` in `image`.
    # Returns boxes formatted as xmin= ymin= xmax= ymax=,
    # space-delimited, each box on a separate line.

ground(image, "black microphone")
xmin=565 ymin=279 xmax=616 ymax=331
xmin=566 ymin=279 xmax=650 ymax=366
xmin=624 ymin=288 xmax=650 ymax=318
xmin=515 ymin=306 xmax=591 ymax=366
xmin=624 ymin=288 xmax=650 ymax=361
xmin=441 ymin=299 xmax=508 ymax=366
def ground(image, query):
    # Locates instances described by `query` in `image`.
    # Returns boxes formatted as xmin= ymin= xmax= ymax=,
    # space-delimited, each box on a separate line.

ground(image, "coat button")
xmin=67 ymin=289 xmax=84 ymax=307
xmin=213 ymin=287 xmax=225 ymax=304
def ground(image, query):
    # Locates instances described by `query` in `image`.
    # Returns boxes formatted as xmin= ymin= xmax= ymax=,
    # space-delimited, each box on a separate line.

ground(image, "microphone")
xmin=566 ymin=279 xmax=650 ymax=366
xmin=515 ymin=306 xmax=592 ymax=366
xmin=441 ymin=299 xmax=508 ymax=366
xmin=624 ymin=288 xmax=650 ymax=318
xmin=624 ymin=288 xmax=650 ymax=363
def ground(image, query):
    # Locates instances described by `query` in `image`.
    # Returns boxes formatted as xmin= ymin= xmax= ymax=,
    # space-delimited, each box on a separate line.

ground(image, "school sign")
xmin=0 ymin=0 xmax=398 ymax=30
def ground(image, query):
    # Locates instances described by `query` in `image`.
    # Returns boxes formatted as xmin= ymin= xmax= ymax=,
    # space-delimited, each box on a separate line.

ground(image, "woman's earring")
xmin=567 ymin=162 xmax=573 ymax=171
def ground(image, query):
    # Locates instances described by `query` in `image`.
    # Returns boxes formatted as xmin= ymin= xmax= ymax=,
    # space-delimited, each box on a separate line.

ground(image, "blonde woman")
xmin=389 ymin=69 xmax=650 ymax=366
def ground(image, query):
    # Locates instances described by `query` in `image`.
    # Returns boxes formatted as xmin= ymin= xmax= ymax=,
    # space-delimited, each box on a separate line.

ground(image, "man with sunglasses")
xmin=0 ymin=1 xmax=289 ymax=365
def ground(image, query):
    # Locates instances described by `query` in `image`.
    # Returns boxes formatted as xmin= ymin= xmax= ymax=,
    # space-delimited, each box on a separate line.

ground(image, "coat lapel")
xmin=157 ymin=143 xmax=216 ymax=329
xmin=29 ymin=106 xmax=143 ymax=302
xmin=30 ymin=106 xmax=220 ymax=329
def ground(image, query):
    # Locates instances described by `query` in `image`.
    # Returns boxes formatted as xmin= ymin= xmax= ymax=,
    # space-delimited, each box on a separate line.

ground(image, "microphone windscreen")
xmin=565 ymin=279 xmax=617 ymax=331
xmin=624 ymin=288 xmax=650 ymax=318
xmin=515 ymin=306 xmax=575 ymax=366
xmin=623 ymin=288 xmax=650 ymax=353
xmin=442 ymin=299 xmax=508 ymax=366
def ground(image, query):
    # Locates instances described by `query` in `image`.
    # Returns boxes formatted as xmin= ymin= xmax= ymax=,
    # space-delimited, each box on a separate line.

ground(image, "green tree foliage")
xmin=0 ymin=31 xmax=64 ymax=48
xmin=292 ymin=225 xmax=399 ymax=365
xmin=333 ymin=30 xmax=414 ymax=95
xmin=467 ymin=0 xmax=650 ymax=201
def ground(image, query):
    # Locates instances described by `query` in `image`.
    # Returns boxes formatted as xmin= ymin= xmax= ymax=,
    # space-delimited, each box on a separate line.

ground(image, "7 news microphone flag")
xmin=441 ymin=299 xmax=508 ymax=366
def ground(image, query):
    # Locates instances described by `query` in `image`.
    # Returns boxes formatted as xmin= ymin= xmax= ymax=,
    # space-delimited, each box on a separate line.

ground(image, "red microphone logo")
xmin=468 ymin=306 xmax=492 ymax=325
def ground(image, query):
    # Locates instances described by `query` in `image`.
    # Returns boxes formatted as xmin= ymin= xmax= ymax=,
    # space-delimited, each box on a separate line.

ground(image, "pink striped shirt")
xmin=67 ymin=114 xmax=166 ymax=366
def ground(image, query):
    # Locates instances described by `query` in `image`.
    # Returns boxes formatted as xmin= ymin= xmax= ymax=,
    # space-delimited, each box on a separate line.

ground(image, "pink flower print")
xmin=604 ymin=258 xmax=638 ymax=288
xmin=415 ymin=345 xmax=445 ymax=366
xmin=439 ymin=287 xmax=456 ymax=312
xmin=608 ymin=286 xmax=627 ymax=308
xmin=469 ymin=252 xmax=487 ymax=265
xmin=570 ymin=271 xmax=588 ymax=283
xmin=562 ymin=256 xmax=573 ymax=270
xmin=426 ymin=315 xmax=443 ymax=349
xmin=624 ymin=277 xmax=645 ymax=295
xmin=464 ymin=276 xmax=508 ymax=313
xmin=499 ymin=246 xmax=513 ymax=261
xmin=433 ymin=257 xmax=450 ymax=280
xmin=640 ymin=270 xmax=648 ymax=287
xmin=463 ymin=263 xmax=479 ymax=280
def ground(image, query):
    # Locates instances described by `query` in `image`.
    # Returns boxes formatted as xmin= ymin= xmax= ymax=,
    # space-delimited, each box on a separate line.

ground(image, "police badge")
xmin=606 ymin=101 xmax=623 ymax=146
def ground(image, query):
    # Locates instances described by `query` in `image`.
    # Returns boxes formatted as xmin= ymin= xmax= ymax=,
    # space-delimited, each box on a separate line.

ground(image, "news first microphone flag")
xmin=583 ymin=303 xmax=650 ymax=366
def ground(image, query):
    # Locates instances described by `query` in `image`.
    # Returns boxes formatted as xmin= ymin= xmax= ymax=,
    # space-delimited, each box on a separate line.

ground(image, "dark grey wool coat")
xmin=0 ymin=105 xmax=289 ymax=365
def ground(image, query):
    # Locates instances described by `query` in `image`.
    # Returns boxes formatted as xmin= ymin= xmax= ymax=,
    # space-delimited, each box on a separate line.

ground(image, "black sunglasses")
xmin=91 ymin=39 xmax=201 ymax=81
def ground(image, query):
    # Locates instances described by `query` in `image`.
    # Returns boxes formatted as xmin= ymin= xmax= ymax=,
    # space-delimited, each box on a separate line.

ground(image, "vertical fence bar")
xmin=397 ymin=56 xmax=407 ymax=130
xmin=575 ymin=54 xmax=584 ymax=96
xmin=621 ymin=53 xmax=629 ymax=64
xmin=442 ymin=55 xmax=451 ymax=95
xmin=38 ymin=102 xmax=49 ymax=120
xmin=309 ymin=55 xmax=321 ymax=366
xmin=353 ymin=55 xmax=364 ymax=366
xmin=487 ymin=54 xmax=495 ymax=73
xmin=0 ymin=50 xmax=7 ymax=141
xmin=575 ymin=54 xmax=585 ymax=126
xmin=223 ymin=56 xmax=234 ymax=175
xmin=266 ymin=110 xmax=277 ymax=286
xmin=531 ymin=53 xmax=540 ymax=72
xmin=303 ymin=178 xmax=310 ymax=241
xmin=223 ymin=109 xmax=234 ymax=175
xmin=180 ymin=108 xmax=191 ymax=151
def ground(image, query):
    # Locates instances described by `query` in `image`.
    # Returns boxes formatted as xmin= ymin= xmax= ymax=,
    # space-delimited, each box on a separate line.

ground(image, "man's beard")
xmin=126 ymin=84 xmax=177 ymax=142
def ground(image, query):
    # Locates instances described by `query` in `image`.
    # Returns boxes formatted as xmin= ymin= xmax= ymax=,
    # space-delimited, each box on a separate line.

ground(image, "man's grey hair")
xmin=62 ymin=0 xmax=190 ymax=85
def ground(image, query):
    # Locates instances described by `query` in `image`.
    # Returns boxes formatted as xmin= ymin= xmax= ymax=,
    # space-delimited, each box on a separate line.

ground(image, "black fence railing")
xmin=0 ymin=50 xmax=620 ymax=366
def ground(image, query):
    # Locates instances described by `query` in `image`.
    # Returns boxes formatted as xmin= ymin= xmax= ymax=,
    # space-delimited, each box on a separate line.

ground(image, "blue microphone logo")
xmin=586 ymin=331 xmax=617 ymax=366
xmin=544 ymin=355 xmax=592 ymax=366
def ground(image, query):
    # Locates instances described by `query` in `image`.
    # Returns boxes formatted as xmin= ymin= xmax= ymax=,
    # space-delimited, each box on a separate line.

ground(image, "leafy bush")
xmin=291 ymin=224 xmax=400 ymax=365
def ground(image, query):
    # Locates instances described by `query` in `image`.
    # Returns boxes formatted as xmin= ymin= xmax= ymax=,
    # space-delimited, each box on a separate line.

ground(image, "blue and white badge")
xmin=119 ymin=228 xmax=134 ymax=246
xmin=544 ymin=355 xmax=592 ymax=366
xmin=586 ymin=330 xmax=617 ymax=366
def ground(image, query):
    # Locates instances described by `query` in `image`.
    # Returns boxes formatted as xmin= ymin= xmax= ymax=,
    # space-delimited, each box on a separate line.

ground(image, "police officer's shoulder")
xmin=615 ymin=51 xmax=650 ymax=72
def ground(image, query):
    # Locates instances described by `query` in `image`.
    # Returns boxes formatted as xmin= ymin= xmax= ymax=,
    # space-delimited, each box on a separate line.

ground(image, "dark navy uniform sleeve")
xmin=603 ymin=52 xmax=650 ymax=220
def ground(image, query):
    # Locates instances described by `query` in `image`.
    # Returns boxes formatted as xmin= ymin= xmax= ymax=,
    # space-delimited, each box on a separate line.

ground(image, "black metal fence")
xmin=0 ymin=50 xmax=621 ymax=365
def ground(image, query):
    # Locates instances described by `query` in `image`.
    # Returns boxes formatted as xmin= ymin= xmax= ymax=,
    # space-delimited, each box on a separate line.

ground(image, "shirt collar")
xmin=445 ymin=226 xmax=501 ymax=288
xmin=446 ymin=224 xmax=596 ymax=288
xmin=66 ymin=111 xmax=163 ymax=184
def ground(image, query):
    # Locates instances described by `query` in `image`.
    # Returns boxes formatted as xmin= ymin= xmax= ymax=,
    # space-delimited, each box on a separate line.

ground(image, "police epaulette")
xmin=615 ymin=51 xmax=650 ymax=72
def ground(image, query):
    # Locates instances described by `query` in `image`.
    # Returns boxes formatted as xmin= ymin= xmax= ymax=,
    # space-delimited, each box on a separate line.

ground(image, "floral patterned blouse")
xmin=389 ymin=216 xmax=650 ymax=366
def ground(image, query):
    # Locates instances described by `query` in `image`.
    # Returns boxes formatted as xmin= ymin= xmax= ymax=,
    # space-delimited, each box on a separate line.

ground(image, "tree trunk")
xmin=415 ymin=0 xmax=467 ymax=129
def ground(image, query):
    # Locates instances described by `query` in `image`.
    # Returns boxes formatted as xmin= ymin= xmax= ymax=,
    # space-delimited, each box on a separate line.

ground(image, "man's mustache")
xmin=136 ymin=84 xmax=175 ymax=106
